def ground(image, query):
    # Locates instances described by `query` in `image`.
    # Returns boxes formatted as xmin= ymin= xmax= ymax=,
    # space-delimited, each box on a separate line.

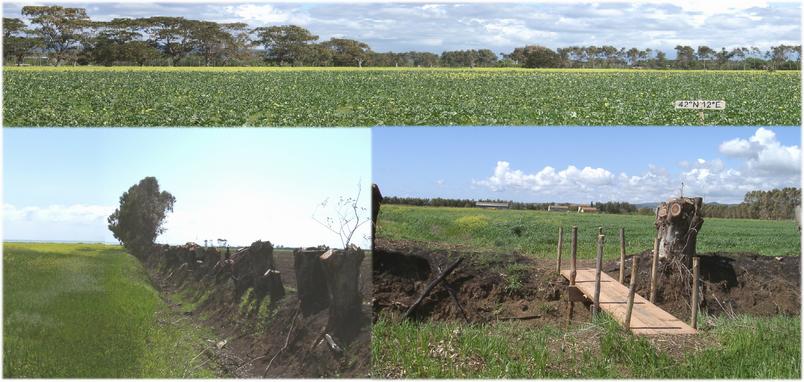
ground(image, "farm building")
xmin=548 ymin=205 xmax=569 ymax=212
xmin=476 ymin=201 xmax=510 ymax=209
xmin=577 ymin=206 xmax=598 ymax=213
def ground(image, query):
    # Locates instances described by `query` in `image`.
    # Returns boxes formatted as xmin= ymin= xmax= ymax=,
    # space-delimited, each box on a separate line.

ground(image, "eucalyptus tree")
xmin=21 ymin=5 xmax=90 ymax=65
xmin=252 ymin=25 xmax=318 ymax=66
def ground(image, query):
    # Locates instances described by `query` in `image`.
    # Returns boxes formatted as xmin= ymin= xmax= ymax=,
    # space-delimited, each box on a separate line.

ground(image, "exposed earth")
xmin=373 ymin=238 xmax=801 ymax=326
xmin=143 ymin=244 xmax=372 ymax=378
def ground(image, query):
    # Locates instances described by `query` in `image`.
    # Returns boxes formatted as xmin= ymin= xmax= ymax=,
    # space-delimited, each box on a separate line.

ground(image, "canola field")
xmin=3 ymin=67 xmax=800 ymax=127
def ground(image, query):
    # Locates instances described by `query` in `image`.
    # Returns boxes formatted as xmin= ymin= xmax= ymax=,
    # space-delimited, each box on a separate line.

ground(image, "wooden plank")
xmin=560 ymin=268 xmax=696 ymax=335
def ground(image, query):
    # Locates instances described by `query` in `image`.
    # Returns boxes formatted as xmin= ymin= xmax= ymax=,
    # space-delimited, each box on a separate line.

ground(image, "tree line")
xmin=4 ymin=5 xmax=801 ymax=69
xmin=702 ymin=188 xmax=800 ymax=220
xmin=383 ymin=188 xmax=802 ymax=221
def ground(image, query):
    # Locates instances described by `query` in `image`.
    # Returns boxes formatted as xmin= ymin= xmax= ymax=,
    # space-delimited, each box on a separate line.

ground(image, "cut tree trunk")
xmin=372 ymin=184 xmax=383 ymax=247
xmin=320 ymin=245 xmax=365 ymax=342
xmin=232 ymin=240 xmax=284 ymax=302
xmin=655 ymin=197 xmax=704 ymax=267
xmin=253 ymin=241 xmax=285 ymax=302
xmin=294 ymin=247 xmax=330 ymax=316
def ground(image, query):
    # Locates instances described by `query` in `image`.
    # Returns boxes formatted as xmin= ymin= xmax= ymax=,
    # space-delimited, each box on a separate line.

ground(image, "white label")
xmin=674 ymin=100 xmax=726 ymax=110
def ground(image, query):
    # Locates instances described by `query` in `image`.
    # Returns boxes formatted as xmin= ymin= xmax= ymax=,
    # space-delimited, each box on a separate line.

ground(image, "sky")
xmin=4 ymin=1 xmax=800 ymax=55
xmin=3 ymin=128 xmax=372 ymax=248
xmin=372 ymin=126 xmax=801 ymax=204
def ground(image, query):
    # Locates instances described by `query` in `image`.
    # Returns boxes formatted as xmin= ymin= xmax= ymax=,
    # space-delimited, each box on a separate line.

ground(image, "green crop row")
xmin=376 ymin=205 xmax=801 ymax=258
xmin=4 ymin=68 xmax=800 ymax=126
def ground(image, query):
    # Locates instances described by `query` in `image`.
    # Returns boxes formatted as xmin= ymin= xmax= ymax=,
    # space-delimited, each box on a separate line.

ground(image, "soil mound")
xmin=374 ymin=239 xmax=800 ymax=326
xmin=608 ymin=251 xmax=800 ymax=320
xmin=373 ymin=240 xmax=586 ymax=325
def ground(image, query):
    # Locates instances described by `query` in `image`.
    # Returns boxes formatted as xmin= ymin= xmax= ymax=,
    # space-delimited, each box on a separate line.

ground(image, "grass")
xmin=4 ymin=67 xmax=799 ymax=126
xmin=3 ymin=242 xmax=220 ymax=378
xmin=372 ymin=313 xmax=801 ymax=378
xmin=377 ymin=205 xmax=801 ymax=259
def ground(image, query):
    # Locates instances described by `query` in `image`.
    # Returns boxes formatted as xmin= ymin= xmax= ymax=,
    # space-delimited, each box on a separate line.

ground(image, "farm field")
xmin=377 ymin=204 xmax=801 ymax=259
xmin=3 ymin=242 xmax=219 ymax=378
xmin=372 ymin=205 xmax=801 ymax=378
xmin=3 ymin=67 xmax=800 ymax=127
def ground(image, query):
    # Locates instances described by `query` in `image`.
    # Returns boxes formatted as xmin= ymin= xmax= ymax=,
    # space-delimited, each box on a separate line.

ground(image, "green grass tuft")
xmin=372 ymin=313 xmax=800 ymax=378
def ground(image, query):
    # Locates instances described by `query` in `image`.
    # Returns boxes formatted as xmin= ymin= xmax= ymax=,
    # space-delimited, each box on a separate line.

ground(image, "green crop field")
xmin=3 ymin=67 xmax=800 ymax=127
xmin=3 ymin=242 xmax=218 ymax=378
xmin=377 ymin=205 xmax=801 ymax=258
xmin=373 ymin=314 xmax=800 ymax=378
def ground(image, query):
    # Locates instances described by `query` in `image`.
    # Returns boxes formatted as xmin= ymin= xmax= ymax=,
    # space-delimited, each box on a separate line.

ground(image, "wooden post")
xmin=691 ymin=256 xmax=700 ymax=329
xmin=592 ymin=234 xmax=604 ymax=318
xmin=624 ymin=255 xmax=639 ymax=330
xmin=570 ymin=226 xmax=578 ymax=285
xmin=649 ymin=235 xmax=660 ymax=303
xmin=567 ymin=226 xmax=578 ymax=324
xmin=556 ymin=226 xmax=564 ymax=273
xmin=618 ymin=228 xmax=626 ymax=284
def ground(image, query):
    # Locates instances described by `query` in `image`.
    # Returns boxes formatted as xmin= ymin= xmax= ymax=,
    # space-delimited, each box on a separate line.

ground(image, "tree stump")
xmin=372 ymin=183 xmax=383 ymax=247
xmin=294 ymin=246 xmax=330 ymax=316
xmin=231 ymin=240 xmax=285 ymax=302
xmin=320 ymin=245 xmax=365 ymax=342
xmin=655 ymin=197 xmax=704 ymax=267
xmin=251 ymin=240 xmax=285 ymax=303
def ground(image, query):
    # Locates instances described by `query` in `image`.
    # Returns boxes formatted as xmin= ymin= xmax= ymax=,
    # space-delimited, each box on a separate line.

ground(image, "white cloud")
xmin=474 ymin=161 xmax=614 ymax=194
xmin=3 ymin=2 xmax=797 ymax=53
xmin=473 ymin=128 xmax=799 ymax=203
xmin=719 ymin=127 xmax=801 ymax=175
xmin=474 ymin=18 xmax=557 ymax=46
xmin=3 ymin=204 xmax=117 ymax=243
xmin=719 ymin=137 xmax=753 ymax=157
xmin=220 ymin=4 xmax=309 ymax=25
xmin=4 ymin=203 xmax=114 ymax=224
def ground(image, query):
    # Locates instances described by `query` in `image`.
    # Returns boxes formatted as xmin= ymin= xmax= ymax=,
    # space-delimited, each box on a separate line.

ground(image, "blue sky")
xmin=4 ymin=1 xmax=800 ymax=55
xmin=3 ymin=128 xmax=371 ymax=247
xmin=373 ymin=126 xmax=801 ymax=204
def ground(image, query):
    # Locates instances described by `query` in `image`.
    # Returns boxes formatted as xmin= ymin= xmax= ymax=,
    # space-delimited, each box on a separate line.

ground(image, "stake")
xmin=556 ymin=226 xmax=564 ymax=274
xmin=592 ymin=234 xmax=604 ymax=318
xmin=649 ymin=235 xmax=660 ymax=303
xmin=570 ymin=226 xmax=578 ymax=285
xmin=618 ymin=228 xmax=626 ymax=284
xmin=624 ymin=254 xmax=639 ymax=331
xmin=567 ymin=226 xmax=578 ymax=325
xmin=691 ymin=256 xmax=700 ymax=329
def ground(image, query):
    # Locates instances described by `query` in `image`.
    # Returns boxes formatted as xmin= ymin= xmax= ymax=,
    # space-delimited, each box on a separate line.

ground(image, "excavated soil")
xmin=373 ymin=239 xmax=800 ymax=326
xmin=611 ymin=250 xmax=801 ymax=320
xmin=145 ymin=247 xmax=372 ymax=378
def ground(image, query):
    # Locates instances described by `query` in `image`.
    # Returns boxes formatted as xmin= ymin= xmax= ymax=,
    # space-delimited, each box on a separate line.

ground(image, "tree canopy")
xmin=3 ymin=6 xmax=801 ymax=69
xmin=107 ymin=177 xmax=176 ymax=256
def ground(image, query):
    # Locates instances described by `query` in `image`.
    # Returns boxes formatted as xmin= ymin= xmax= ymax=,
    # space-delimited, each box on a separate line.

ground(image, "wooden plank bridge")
xmin=561 ymin=268 xmax=697 ymax=336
